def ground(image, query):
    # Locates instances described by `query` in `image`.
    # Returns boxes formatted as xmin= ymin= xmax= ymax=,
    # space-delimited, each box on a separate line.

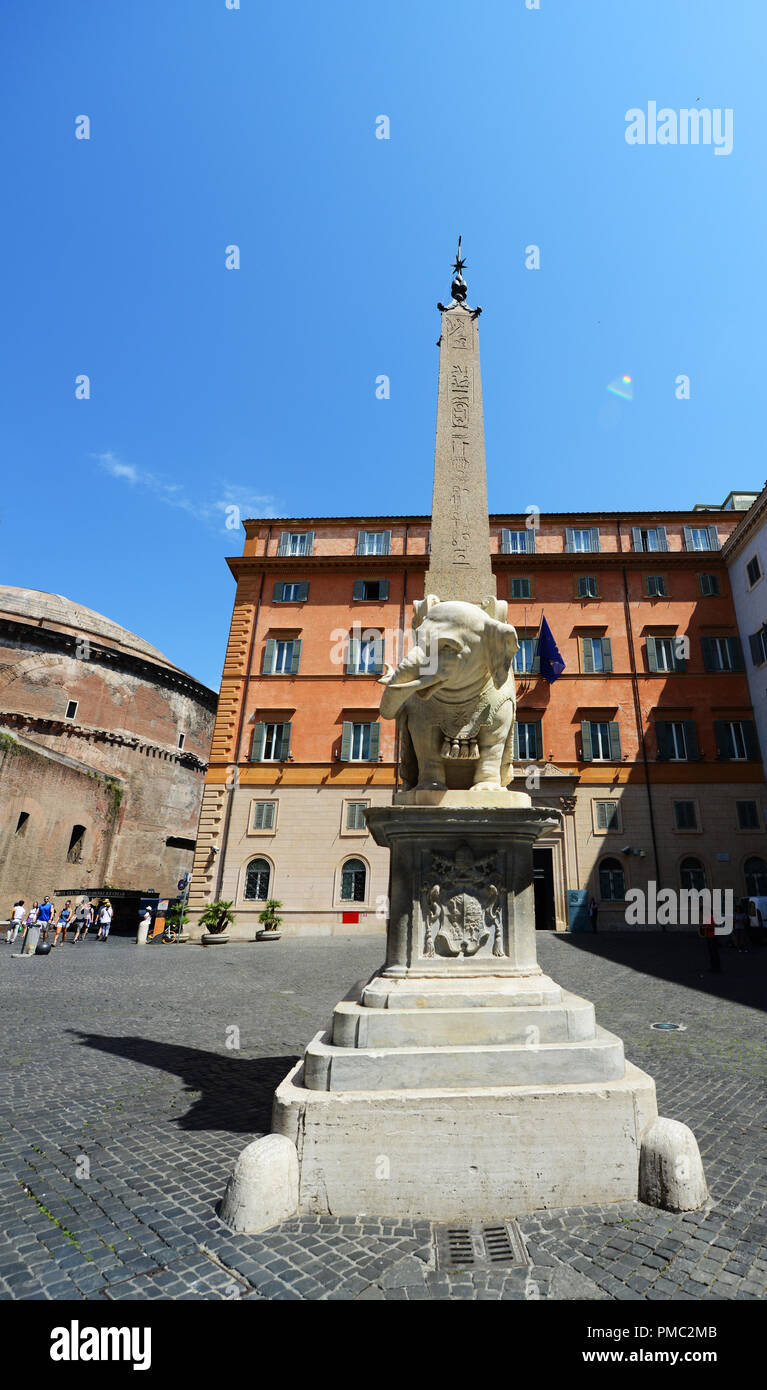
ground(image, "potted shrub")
xmin=257 ymin=898 xmax=283 ymax=941
xmin=199 ymin=899 xmax=235 ymax=946
xmin=164 ymin=899 xmax=189 ymax=943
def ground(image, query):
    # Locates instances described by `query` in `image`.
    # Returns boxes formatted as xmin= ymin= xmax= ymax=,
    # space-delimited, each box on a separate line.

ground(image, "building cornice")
xmin=721 ymin=485 xmax=767 ymax=562
xmin=0 ymin=711 xmax=208 ymax=771
xmin=243 ymin=508 xmax=744 ymax=532
xmin=228 ymin=552 xmax=729 ymax=578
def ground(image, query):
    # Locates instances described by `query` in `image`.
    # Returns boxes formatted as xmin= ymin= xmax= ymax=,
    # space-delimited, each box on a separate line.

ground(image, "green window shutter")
xmin=303 ymin=531 xmax=314 ymax=555
xmin=596 ymin=802 xmax=608 ymax=830
xmin=590 ymin=528 xmax=601 ymax=553
xmin=382 ymin=530 xmax=392 ymax=555
xmin=743 ymin=722 xmax=760 ymax=761
xmin=673 ymin=639 xmax=687 ymax=673
xmin=352 ymin=579 xmax=365 ymax=601
xmin=713 ymin=720 xmax=733 ymax=760
xmin=581 ymin=721 xmax=593 ymax=762
xmin=533 ymin=722 xmax=543 ymax=759
xmin=501 ymin=528 xmax=511 ymax=553
xmin=582 ymin=638 xmax=594 ymax=674
xmin=273 ymin=581 xmax=284 ymax=602
xmin=250 ymin=722 xmax=266 ymax=761
xmin=340 ymin=721 xmax=353 ymax=761
xmin=683 ymin=526 xmax=694 ymax=551
xmin=276 ymin=723 xmax=291 ymax=760
xmin=262 ymin=638 xmax=276 ymax=674
xmin=531 ymin=641 xmax=540 ymax=674
xmin=707 ymin=526 xmax=720 ymax=551
xmin=277 ymin=531 xmax=290 ymax=556
xmin=657 ymin=525 xmax=669 ymax=551
xmin=346 ymin=636 xmax=360 ymax=674
xmin=601 ymin=637 xmax=613 ymax=673
xmin=655 ymin=721 xmax=672 ymax=759
xmin=368 ymin=722 xmax=380 ymax=761
xmin=701 ymin=636 xmax=715 ymax=672
xmin=526 ymin=529 xmax=536 ymax=554
xmin=727 ymin=636 xmax=744 ymax=671
xmin=512 ymin=723 xmax=519 ymax=760
xmin=290 ymin=639 xmax=302 ymax=674
xmin=632 ymin=527 xmax=643 ymax=552
xmin=608 ymin=721 xmax=621 ymax=760
xmin=646 ymin=636 xmax=658 ymax=673
xmin=750 ymin=631 xmax=764 ymax=665
xmin=253 ymin=802 xmax=265 ymax=829
xmin=297 ymin=581 xmax=309 ymax=602
xmin=380 ymin=578 xmax=389 ymax=600
xmin=355 ymin=531 xmax=365 ymax=555
xmin=565 ymin=527 xmax=575 ymax=552
xmin=683 ymin=720 xmax=699 ymax=759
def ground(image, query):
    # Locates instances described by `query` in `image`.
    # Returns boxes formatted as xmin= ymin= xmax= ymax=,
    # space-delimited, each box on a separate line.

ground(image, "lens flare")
xmin=607 ymin=373 xmax=634 ymax=400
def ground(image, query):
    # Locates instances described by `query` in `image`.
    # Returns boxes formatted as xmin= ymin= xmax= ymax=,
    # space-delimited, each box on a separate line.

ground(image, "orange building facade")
xmin=188 ymin=508 xmax=767 ymax=936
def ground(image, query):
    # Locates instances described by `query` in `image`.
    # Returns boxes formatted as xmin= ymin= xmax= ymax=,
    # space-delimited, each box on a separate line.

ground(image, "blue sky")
xmin=1 ymin=1 xmax=765 ymax=689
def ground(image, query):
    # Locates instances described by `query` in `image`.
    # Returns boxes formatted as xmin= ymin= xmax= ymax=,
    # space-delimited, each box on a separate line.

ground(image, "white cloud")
xmin=94 ymin=453 xmax=279 ymax=531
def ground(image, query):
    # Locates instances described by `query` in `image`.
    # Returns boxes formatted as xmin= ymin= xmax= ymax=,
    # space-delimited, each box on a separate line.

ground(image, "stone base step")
xmin=361 ymin=971 xmax=563 ymax=1011
xmin=331 ymin=991 xmax=596 ymax=1048
xmin=303 ymin=1024 xmax=626 ymax=1092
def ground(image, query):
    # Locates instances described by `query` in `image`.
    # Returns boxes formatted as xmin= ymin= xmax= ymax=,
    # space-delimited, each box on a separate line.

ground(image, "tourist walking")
xmin=6 ymin=901 xmax=25 ymax=944
xmin=700 ymin=911 xmax=721 ymax=973
xmin=53 ymin=901 xmax=72 ymax=947
xmin=587 ymin=897 xmax=599 ymax=933
xmin=96 ymin=899 xmax=113 ymax=940
xmin=72 ymin=898 xmax=93 ymax=942
xmin=37 ymin=896 xmax=54 ymax=943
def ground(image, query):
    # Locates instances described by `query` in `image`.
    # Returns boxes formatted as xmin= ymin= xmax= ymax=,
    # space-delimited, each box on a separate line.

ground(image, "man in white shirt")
xmin=6 ymin=902 xmax=25 ymax=944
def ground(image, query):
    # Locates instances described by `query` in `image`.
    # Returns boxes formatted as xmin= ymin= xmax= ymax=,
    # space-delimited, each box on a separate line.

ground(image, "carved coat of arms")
xmin=422 ymin=843 xmax=504 ymax=959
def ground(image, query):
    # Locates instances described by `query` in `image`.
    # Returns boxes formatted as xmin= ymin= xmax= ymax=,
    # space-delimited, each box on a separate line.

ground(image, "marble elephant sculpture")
xmin=379 ymin=595 xmax=520 ymax=792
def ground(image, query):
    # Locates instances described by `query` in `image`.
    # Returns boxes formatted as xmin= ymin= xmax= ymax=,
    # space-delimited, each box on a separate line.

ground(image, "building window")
xmin=356 ymin=530 xmax=391 ymax=556
xmin=701 ymin=636 xmax=743 ymax=672
xmin=737 ymin=801 xmax=759 ymax=830
xmin=746 ymin=555 xmax=762 ymax=587
xmin=345 ymin=801 xmax=369 ymax=831
xmin=509 ymin=577 xmax=532 ymax=600
xmin=713 ymin=720 xmax=759 ymax=761
xmin=273 ymin=581 xmax=309 ymax=602
xmin=65 ymin=700 xmax=78 ymax=721
xmin=748 ymin=625 xmax=767 ymax=667
xmin=632 ymin=526 xmax=668 ymax=552
xmin=674 ymin=800 xmax=698 ymax=831
xmin=645 ymin=575 xmax=667 ymax=598
xmin=501 ymin=528 xmax=535 ymax=554
xmin=263 ymin=638 xmax=301 ymax=675
xmin=576 ymin=576 xmax=598 ymax=599
xmin=513 ymin=637 xmax=540 ymax=674
xmin=252 ymin=801 xmax=276 ymax=832
xmin=15 ymin=811 xmax=29 ymax=836
xmin=699 ymin=573 xmax=720 ymax=596
xmin=340 ymin=721 xmax=380 ymax=762
xmin=581 ymin=720 xmax=621 ymax=761
xmin=680 ymin=857 xmax=706 ymax=891
xmin=340 ymin=857 xmax=367 ymax=902
xmin=599 ymin=858 xmax=625 ymax=901
xmin=244 ymin=857 xmax=271 ymax=900
xmin=277 ymin=531 xmax=314 ymax=556
xmin=352 ymin=579 xmax=389 ymax=601
xmin=655 ymin=720 xmax=697 ymax=761
xmin=346 ymin=632 xmax=384 ymax=675
xmin=514 ymin=721 xmax=542 ymax=760
xmin=745 ymin=856 xmax=767 ymax=895
xmin=67 ymin=825 xmax=86 ymax=863
xmin=646 ymin=636 xmax=686 ymax=672
xmin=684 ymin=525 xmax=720 ymax=552
xmin=250 ymin=721 xmax=291 ymax=761
xmin=566 ymin=527 xmax=600 ymax=553
xmin=177 ymin=733 xmax=185 ymax=750
xmin=595 ymin=800 xmax=620 ymax=832
xmin=580 ymin=636 xmax=612 ymax=673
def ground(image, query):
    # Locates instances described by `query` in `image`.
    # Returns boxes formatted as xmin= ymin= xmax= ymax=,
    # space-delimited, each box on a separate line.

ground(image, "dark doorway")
xmin=533 ymin=848 xmax=555 ymax=930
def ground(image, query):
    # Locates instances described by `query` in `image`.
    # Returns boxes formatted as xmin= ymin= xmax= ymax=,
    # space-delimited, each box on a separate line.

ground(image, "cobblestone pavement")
xmin=0 ymin=930 xmax=765 ymax=1301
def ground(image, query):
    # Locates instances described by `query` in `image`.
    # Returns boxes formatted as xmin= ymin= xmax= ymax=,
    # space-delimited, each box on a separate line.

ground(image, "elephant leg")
xmin=471 ymin=708 xmax=514 ymax=791
xmin=411 ymin=717 xmax=447 ymax=789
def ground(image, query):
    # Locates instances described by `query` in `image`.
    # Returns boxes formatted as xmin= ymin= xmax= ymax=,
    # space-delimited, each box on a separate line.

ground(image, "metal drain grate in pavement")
xmin=435 ymin=1221 xmax=530 ymax=1271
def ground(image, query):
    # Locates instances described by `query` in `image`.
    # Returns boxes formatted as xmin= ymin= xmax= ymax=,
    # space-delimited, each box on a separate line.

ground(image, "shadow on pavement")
xmin=67 ymin=1031 xmax=300 ymax=1132
xmin=553 ymin=930 xmax=767 ymax=1011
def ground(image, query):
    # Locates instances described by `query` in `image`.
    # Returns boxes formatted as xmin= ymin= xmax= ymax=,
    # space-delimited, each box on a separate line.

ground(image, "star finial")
xmin=452 ymin=234 xmax=467 ymax=277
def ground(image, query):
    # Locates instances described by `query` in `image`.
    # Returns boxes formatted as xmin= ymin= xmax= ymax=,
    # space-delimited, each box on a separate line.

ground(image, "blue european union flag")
xmin=536 ymin=615 xmax=566 ymax=683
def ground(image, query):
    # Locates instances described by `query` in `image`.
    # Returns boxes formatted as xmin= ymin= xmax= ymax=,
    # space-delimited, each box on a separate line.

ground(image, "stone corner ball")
xmin=378 ymin=594 xmax=520 ymax=794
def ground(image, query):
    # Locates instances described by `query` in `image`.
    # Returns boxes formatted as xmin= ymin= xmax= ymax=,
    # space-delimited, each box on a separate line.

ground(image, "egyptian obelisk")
xmin=426 ymin=238 xmax=495 ymax=605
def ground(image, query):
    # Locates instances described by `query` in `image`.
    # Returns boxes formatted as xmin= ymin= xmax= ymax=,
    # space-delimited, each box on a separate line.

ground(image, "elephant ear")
xmin=483 ymin=618 xmax=519 ymax=688
xmin=412 ymin=594 xmax=440 ymax=631
xmin=481 ymin=595 xmax=508 ymax=624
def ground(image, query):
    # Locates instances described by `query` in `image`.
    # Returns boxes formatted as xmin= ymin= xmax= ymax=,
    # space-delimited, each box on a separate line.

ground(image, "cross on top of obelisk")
xmin=426 ymin=241 xmax=495 ymax=606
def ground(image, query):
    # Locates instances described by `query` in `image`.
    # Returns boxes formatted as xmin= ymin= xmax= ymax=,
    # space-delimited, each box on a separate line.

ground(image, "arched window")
xmin=67 ymin=825 xmax=86 ymax=863
xmin=244 ymin=857 xmax=270 ymax=901
xmin=680 ymin=857 xmax=706 ymax=892
xmin=745 ymin=856 xmax=767 ymax=896
xmin=341 ymin=858 xmax=366 ymax=902
xmin=598 ymin=858 xmax=625 ymax=901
